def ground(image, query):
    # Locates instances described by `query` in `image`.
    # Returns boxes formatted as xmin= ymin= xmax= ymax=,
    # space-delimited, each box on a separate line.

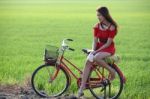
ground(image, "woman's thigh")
xmin=93 ymin=52 xmax=111 ymax=61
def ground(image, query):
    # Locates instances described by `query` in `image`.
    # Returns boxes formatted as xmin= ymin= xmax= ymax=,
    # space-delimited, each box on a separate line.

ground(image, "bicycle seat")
xmin=104 ymin=55 xmax=121 ymax=64
xmin=82 ymin=48 xmax=121 ymax=64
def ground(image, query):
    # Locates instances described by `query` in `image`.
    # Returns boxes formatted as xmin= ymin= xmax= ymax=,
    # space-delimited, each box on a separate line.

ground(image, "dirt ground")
xmin=0 ymin=75 xmax=94 ymax=99
xmin=0 ymin=83 xmax=84 ymax=99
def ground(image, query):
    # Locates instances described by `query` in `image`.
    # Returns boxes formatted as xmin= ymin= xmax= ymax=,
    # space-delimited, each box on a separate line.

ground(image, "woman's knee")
xmin=93 ymin=53 xmax=103 ymax=62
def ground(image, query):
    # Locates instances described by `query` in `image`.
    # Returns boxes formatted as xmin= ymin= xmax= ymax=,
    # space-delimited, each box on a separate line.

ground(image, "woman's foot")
xmin=77 ymin=89 xmax=84 ymax=98
xmin=109 ymin=69 xmax=116 ymax=81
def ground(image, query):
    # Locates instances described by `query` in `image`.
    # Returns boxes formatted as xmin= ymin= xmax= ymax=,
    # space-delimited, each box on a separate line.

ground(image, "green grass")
xmin=0 ymin=0 xmax=150 ymax=98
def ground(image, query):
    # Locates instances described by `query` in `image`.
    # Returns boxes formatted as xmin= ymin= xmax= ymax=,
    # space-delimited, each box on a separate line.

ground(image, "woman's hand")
xmin=94 ymin=38 xmax=113 ymax=53
xmin=91 ymin=50 xmax=97 ymax=55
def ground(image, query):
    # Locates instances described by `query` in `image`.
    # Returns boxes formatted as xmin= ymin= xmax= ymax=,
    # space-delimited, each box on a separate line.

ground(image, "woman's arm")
xmin=92 ymin=37 xmax=98 ymax=51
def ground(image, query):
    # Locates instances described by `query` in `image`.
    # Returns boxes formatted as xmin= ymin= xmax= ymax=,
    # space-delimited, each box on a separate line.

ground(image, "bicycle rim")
xmin=31 ymin=64 xmax=70 ymax=98
xmin=89 ymin=66 xmax=123 ymax=99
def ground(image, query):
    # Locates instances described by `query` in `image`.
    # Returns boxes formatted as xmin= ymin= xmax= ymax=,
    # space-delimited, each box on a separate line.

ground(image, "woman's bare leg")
xmin=78 ymin=52 xmax=115 ymax=97
xmin=94 ymin=52 xmax=115 ymax=80
xmin=78 ymin=60 xmax=92 ymax=96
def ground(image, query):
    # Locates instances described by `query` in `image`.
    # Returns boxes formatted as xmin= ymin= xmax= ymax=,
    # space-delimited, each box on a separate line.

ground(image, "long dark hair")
xmin=97 ymin=6 xmax=117 ymax=29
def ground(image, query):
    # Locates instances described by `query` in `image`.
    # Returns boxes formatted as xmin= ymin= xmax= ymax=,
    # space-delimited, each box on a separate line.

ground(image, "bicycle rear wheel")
xmin=88 ymin=65 xmax=123 ymax=99
xmin=31 ymin=64 xmax=70 ymax=98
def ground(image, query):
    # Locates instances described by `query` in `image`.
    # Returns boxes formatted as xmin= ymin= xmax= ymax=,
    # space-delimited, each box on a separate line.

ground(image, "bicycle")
xmin=31 ymin=38 xmax=126 ymax=99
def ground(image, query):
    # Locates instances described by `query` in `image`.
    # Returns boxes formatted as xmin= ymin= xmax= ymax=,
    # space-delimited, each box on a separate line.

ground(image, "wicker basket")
xmin=44 ymin=45 xmax=59 ymax=65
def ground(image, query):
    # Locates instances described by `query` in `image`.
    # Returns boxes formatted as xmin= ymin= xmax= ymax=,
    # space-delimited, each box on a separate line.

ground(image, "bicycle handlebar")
xmin=66 ymin=39 xmax=73 ymax=41
xmin=61 ymin=38 xmax=75 ymax=51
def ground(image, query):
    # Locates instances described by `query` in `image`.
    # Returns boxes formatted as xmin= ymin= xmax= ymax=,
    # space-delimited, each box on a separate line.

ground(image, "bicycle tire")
xmin=89 ymin=64 xmax=124 ymax=99
xmin=31 ymin=64 xmax=70 ymax=98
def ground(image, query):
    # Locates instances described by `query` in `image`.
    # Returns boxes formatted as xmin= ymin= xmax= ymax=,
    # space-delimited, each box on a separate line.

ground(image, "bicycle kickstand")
xmin=104 ymin=85 xmax=106 ymax=99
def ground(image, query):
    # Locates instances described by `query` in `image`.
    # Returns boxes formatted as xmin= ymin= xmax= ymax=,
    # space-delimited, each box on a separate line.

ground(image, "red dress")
xmin=93 ymin=22 xmax=117 ymax=55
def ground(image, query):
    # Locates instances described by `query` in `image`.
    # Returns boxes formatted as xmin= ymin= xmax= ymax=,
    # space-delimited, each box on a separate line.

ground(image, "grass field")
xmin=0 ymin=0 xmax=150 ymax=98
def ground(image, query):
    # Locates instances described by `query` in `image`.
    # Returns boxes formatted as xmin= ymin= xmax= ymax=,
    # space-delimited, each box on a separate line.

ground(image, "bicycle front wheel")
xmin=31 ymin=64 xmax=70 ymax=98
xmin=88 ymin=65 xmax=124 ymax=99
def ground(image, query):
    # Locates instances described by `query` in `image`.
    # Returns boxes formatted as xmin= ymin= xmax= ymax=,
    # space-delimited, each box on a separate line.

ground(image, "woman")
xmin=78 ymin=6 xmax=118 ymax=97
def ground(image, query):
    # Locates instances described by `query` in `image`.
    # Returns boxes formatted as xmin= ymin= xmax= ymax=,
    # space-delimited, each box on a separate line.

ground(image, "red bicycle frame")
xmin=52 ymin=55 xmax=126 ymax=89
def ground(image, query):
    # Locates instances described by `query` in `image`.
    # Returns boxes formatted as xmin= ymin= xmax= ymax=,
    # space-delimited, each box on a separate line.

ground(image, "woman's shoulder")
xmin=109 ymin=24 xmax=117 ymax=31
xmin=93 ymin=23 xmax=99 ymax=29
